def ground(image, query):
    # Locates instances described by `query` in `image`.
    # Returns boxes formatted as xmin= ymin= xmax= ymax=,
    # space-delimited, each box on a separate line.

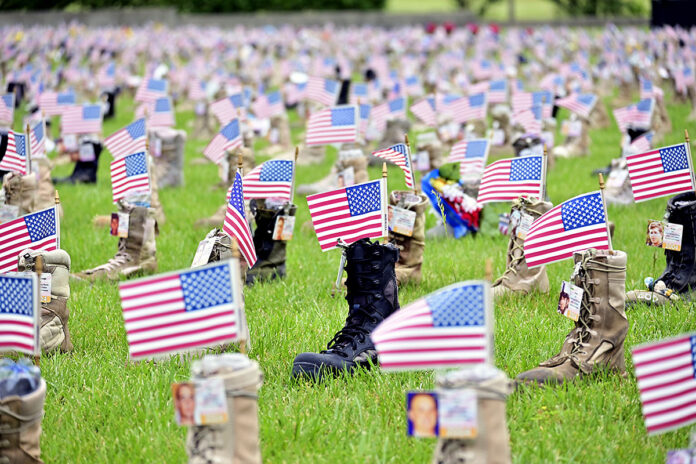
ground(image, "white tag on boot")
xmin=607 ymin=169 xmax=628 ymax=188
xmin=336 ymin=166 xmax=355 ymax=187
xmin=558 ymin=281 xmax=583 ymax=321
xmin=191 ymin=237 xmax=216 ymax=268
xmin=389 ymin=205 xmax=417 ymax=237
xmin=663 ymin=222 xmax=683 ymax=252
xmin=516 ymin=212 xmax=534 ymax=240
xmin=437 ymin=389 xmax=478 ymax=439
xmin=78 ymin=142 xmax=95 ymax=162
xmin=491 ymin=128 xmax=505 ymax=146
xmin=40 ymin=274 xmax=51 ymax=303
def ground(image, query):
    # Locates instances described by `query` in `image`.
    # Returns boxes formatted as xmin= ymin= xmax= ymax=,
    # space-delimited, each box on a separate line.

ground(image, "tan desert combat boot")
xmin=389 ymin=191 xmax=428 ymax=286
xmin=432 ymin=366 xmax=513 ymax=464
xmin=3 ymin=172 xmax=37 ymax=216
xmin=492 ymin=197 xmax=552 ymax=297
xmin=516 ymin=248 xmax=628 ymax=385
xmin=296 ymin=151 xmax=368 ymax=196
xmin=17 ymin=249 xmax=73 ymax=353
xmin=186 ymin=354 xmax=263 ymax=464
xmin=0 ymin=377 xmax=46 ymax=464
xmin=74 ymin=202 xmax=157 ymax=281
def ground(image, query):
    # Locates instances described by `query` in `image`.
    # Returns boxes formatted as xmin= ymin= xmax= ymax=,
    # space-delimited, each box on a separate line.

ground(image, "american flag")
xmin=476 ymin=156 xmax=544 ymax=205
xmin=306 ymin=179 xmax=387 ymax=251
xmin=223 ymin=172 xmax=256 ymax=268
xmin=626 ymin=143 xmax=694 ymax=203
xmin=404 ymin=75 xmax=423 ymax=97
xmin=97 ymin=61 xmax=116 ymax=89
xmin=111 ymin=152 xmax=151 ymax=203
xmin=252 ymin=90 xmax=285 ymax=119
xmin=135 ymin=77 xmax=168 ymax=103
xmin=632 ymin=98 xmax=654 ymax=129
xmin=148 ymin=97 xmax=175 ymax=128
xmin=104 ymin=119 xmax=146 ymax=160
xmin=62 ymin=104 xmax=103 ymax=135
xmin=306 ymin=106 xmax=358 ymax=146
xmin=371 ymin=97 xmax=407 ymax=131
xmin=0 ymin=94 xmax=14 ymax=124
xmin=488 ymin=79 xmax=508 ymax=104
xmin=189 ymin=80 xmax=207 ymax=102
xmin=0 ymin=131 xmax=28 ymax=175
xmin=242 ymin=160 xmax=294 ymax=202
xmin=632 ymin=332 xmax=696 ymax=435
xmin=0 ymin=207 xmax=59 ymax=274
xmin=371 ymin=281 xmax=492 ymax=371
xmin=372 ymin=144 xmax=414 ymax=189
xmin=523 ymin=191 xmax=610 ymax=268
xmin=628 ymin=131 xmax=654 ymax=153
xmin=515 ymin=105 xmax=543 ymax=135
xmin=38 ymin=91 xmax=75 ymax=116
xmin=448 ymin=139 xmax=490 ymax=177
xmin=118 ymin=261 xmax=242 ymax=360
xmin=512 ymin=90 xmax=553 ymax=118
xmin=0 ymin=274 xmax=39 ymax=356
xmin=204 ymin=119 xmax=242 ymax=164
xmin=410 ymin=97 xmax=437 ymax=127
xmin=29 ymin=119 xmax=46 ymax=158
xmin=613 ymin=104 xmax=633 ymax=133
xmin=358 ymin=103 xmax=371 ymax=137
xmin=451 ymin=92 xmax=487 ymax=124
xmin=555 ymin=93 xmax=597 ymax=119
xmin=640 ymin=78 xmax=663 ymax=100
xmin=306 ymin=76 xmax=339 ymax=106
xmin=350 ymin=82 xmax=368 ymax=105
xmin=211 ymin=93 xmax=246 ymax=124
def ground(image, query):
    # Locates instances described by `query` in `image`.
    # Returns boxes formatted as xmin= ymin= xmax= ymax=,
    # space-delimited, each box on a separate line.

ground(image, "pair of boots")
xmin=246 ymin=200 xmax=297 ymax=285
xmin=149 ymin=127 xmax=186 ymax=188
xmin=186 ymin=354 xmax=263 ymax=464
xmin=626 ymin=192 xmax=696 ymax=306
xmin=17 ymin=249 xmax=74 ymax=353
xmin=74 ymin=201 xmax=157 ymax=281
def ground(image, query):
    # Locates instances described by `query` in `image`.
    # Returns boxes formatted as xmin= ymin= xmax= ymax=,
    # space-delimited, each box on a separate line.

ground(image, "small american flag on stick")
xmin=307 ymin=179 xmax=387 ymax=251
xmin=243 ymin=160 xmax=294 ymax=202
xmin=135 ymin=78 xmax=168 ymax=103
xmin=306 ymin=106 xmax=358 ymax=146
xmin=204 ymin=119 xmax=242 ymax=163
xmin=306 ymin=76 xmax=339 ymax=106
xmin=626 ymin=143 xmax=694 ymax=203
xmin=118 ymin=261 xmax=243 ymax=360
xmin=224 ymin=172 xmax=257 ymax=268
xmin=632 ymin=332 xmax=696 ymax=435
xmin=111 ymin=152 xmax=151 ymax=203
xmin=148 ymin=97 xmax=175 ymax=128
xmin=523 ymin=191 xmax=610 ymax=268
xmin=410 ymin=97 xmax=437 ymax=127
xmin=105 ymin=119 xmax=147 ymax=160
xmin=372 ymin=144 xmax=413 ymax=189
xmin=38 ymin=91 xmax=75 ymax=116
xmin=0 ymin=131 xmax=28 ymax=175
xmin=476 ymin=156 xmax=545 ymax=205
xmin=0 ymin=274 xmax=39 ymax=356
xmin=29 ymin=120 xmax=46 ymax=158
xmin=447 ymin=139 xmax=490 ymax=177
xmin=0 ymin=94 xmax=15 ymax=124
xmin=211 ymin=94 xmax=246 ymax=124
xmin=62 ymin=104 xmax=103 ymax=135
xmin=0 ymin=207 xmax=59 ymax=273
xmin=371 ymin=281 xmax=492 ymax=371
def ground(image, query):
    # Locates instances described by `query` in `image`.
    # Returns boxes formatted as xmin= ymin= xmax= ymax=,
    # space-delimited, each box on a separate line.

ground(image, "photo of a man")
xmin=173 ymin=383 xmax=196 ymax=426
xmin=407 ymin=392 xmax=438 ymax=437
xmin=110 ymin=213 xmax=119 ymax=237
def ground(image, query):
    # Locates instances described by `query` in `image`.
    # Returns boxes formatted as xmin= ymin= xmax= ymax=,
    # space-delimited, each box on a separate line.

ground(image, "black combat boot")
xmin=245 ymin=199 xmax=297 ymax=285
xmin=292 ymin=239 xmax=400 ymax=381
xmin=53 ymin=140 xmax=102 ymax=184
xmin=627 ymin=192 xmax=696 ymax=306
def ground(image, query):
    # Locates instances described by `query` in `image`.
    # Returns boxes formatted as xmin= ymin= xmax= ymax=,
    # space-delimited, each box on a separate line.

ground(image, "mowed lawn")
xmin=31 ymin=86 xmax=694 ymax=463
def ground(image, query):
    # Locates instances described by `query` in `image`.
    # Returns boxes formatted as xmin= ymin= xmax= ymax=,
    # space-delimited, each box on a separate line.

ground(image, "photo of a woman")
xmin=646 ymin=220 xmax=664 ymax=248
xmin=173 ymin=383 xmax=196 ymax=426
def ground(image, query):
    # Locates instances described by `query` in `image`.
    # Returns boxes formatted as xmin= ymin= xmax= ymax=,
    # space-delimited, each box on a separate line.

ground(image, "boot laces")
xmin=500 ymin=197 xmax=543 ymax=280
xmin=321 ymin=304 xmax=378 ymax=358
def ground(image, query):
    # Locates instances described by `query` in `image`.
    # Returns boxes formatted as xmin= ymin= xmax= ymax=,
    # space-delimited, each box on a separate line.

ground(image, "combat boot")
xmin=378 ymin=119 xmax=411 ymax=153
xmin=291 ymin=239 xmax=399 ymax=381
xmin=149 ymin=157 xmax=166 ymax=226
xmin=516 ymin=248 xmax=628 ymax=385
xmin=296 ymin=152 xmax=368 ymax=195
xmin=245 ymin=200 xmax=297 ymax=285
xmin=17 ymin=249 xmax=73 ymax=353
xmin=74 ymin=202 xmax=157 ymax=281
xmin=389 ymin=191 xmax=428 ymax=286
xmin=186 ymin=354 xmax=263 ymax=464
xmin=149 ymin=127 xmax=186 ymax=188
xmin=52 ymin=140 xmax=101 ymax=185
xmin=3 ymin=172 xmax=37 ymax=216
xmin=626 ymin=192 xmax=696 ymax=306
xmin=297 ymin=144 xmax=325 ymax=166
xmin=268 ymin=114 xmax=293 ymax=152
xmin=432 ymin=366 xmax=513 ymax=464
xmin=492 ymin=197 xmax=552 ymax=297
xmin=33 ymin=160 xmax=58 ymax=214
xmin=604 ymin=158 xmax=633 ymax=205
xmin=0 ymin=377 xmax=46 ymax=464
xmin=195 ymin=228 xmax=248 ymax=284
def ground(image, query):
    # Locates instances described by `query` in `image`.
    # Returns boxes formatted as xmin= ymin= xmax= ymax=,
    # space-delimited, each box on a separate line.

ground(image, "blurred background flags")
xmin=29 ymin=119 xmax=46 ymax=158
xmin=515 ymin=105 xmax=543 ymax=135
xmin=523 ymin=191 xmax=610 ymax=268
xmin=0 ymin=131 xmax=28 ymax=175
xmin=628 ymin=131 xmax=654 ymax=154
xmin=61 ymin=104 xmax=103 ymax=135
xmin=211 ymin=93 xmax=245 ymax=124
xmin=306 ymin=76 xmax=339 ymax=106
xmin=372 ymin=143 xmax=413 ymax=189
xmin=555 ymin=93 xmax=598 ymax=120
xmin=118 ymin=261 xmax=242 ymax=360
xmin=0 ymin=274 xmax=39 ymax=356
xmin=252 ymin=90 xmax=285 ymax=119
xmin=204 ymin=119 xmax=242 ymax=163
xmin=371 ymin=96 xmax=407 ymax=132
xmin=371 ymin=281 xmax=492 ymax=371
xmin=223 ymin=172 xmax=257 ymax=268
xmin=632 ymin=333 xmax=696 ymax=435
xmin=148 ymin=96 xmax=175 ymax=128
xmin=448 ymin=139 xmax=490 ymax=178
xmin=358 ymin=102 xmax=371 ymax=137
xmin=104 ymin=118 xmax=146 ymax=160
xmin=350 ymin=82 xmax=368 ymax=105
xmin=477 ymin=155 xmax=544 ymax=205
xmin=110 ymin=152 xmax=151 ymax=203
xmin=451 ymin=92 xmax=487 ymax=124
xmin=38 ymin=90 xmax=75 ymax=117
xmin=306 ymin=106 xmax=358 ymax=146
xmin=135 ymin=77 xmax=168 ymax=103
xmin=306 ymin=179 xmax=387 ymax=251
xmin=242 ymin=160 xmax=294 ymax=202
xmin=0 ymin=94 xmax=15 ymax=124
xmin=410 ymin=97 xmax=437 ymax=127
xmin=626 ymin=143 xmax=694 ymax=203
xmin=487 ymin=79 xmax=508 ymax=104
xmin=0 ymin=207 xmax=59 ymax=274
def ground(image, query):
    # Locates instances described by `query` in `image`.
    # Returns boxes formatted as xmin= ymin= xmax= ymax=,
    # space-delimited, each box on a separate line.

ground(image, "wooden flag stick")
xmin=55 ymin=191 xmax=61 ymax=249
xmin=25 ymin=123 xmax=31 ymax=176
xmin=229 ymin=237 xmax=247 ymax=355
xmin=382 ymin=162 xmax=388 ymax=244
xmin=685 ymin=129 xmax=696 ymax=190
xmin=485 ymin=258 xmax=493 ymax=282
xmin=237 ymin=150 xmax=243 ymax=176
xmin=290 ymin=146 xmax=299 ymax=205
xmin=540 ymin=144 xmax=548 ymax=201
xmin=598 ymin=173 xmax=613 ymax=252
xmin=33 ymin=255 xmax=43 ymax=367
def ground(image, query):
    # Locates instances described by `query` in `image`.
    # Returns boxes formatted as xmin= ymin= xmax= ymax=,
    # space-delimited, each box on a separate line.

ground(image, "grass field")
xmin=27 ymin=88 xmax=695 ymax=464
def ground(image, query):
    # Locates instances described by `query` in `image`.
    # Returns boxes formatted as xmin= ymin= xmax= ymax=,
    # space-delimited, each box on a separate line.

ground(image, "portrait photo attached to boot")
xmin=646 ymin=220 xmax=664 ymax=248
xmin=407 ymin=392 xmax=438 ymax=438
xmin=172 ymin=383 xmax=196 ymax=426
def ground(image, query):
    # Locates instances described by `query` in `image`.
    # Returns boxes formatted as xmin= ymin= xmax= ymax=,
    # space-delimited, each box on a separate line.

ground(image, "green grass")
xmin=24 ymin=88 xmax=695 ymax=463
